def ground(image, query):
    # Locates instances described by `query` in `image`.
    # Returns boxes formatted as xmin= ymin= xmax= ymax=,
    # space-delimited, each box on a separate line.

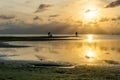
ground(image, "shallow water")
xmin=0 ymin=34 xmax=120 ymax=66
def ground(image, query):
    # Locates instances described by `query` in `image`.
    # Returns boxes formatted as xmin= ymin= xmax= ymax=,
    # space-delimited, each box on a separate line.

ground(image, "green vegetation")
xmin=0 ymin=62 xmax=119 ymax=80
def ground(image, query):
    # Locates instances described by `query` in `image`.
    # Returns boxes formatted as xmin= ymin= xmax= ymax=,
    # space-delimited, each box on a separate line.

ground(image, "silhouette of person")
xmin=48 ymin=32 xmax=52 ymax=37
xmin=50 ymin=33 xmax=52 ymax=37
xmin=75 ymin=32 xmax=78 ymax=37
xmin=48 ymin=32 xmax=50 ymax=37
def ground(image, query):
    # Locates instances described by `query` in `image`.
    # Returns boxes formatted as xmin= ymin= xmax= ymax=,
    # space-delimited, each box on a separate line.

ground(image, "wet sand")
xmin=0 ymin=61 xmax=119 ymax=80
xmin=0 ymin=36 xmax=78 ymax=41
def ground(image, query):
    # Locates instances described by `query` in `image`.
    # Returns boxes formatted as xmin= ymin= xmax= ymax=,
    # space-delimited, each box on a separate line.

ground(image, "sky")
xmin=0 ymin=0 xmax=120 ymax=34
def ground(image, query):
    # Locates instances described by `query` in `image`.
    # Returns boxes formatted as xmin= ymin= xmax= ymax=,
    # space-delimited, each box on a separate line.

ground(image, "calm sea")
xmin=0 ymin=34 xmax=120 ymax=66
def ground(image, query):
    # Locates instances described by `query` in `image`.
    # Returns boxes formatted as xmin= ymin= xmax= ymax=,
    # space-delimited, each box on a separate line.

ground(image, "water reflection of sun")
xmin=87 ymin=34 xmax=93 ymax=42
xmin=85 ymin=51 xmax=96 ymax=62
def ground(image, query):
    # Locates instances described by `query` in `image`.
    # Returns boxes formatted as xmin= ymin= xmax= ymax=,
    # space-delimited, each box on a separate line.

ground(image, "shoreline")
xmin=0 ymin=34 xmax=119 ymax=41
xmin=0 ymin=36 xmax=80 ymax=41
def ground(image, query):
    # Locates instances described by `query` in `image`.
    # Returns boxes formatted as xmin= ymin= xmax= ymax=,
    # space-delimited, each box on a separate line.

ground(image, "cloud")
xmin=49 ymin=15 xmax=59 ymax=17
xmin=99 ymin=16 xmax=120 ymax=22
xmin=99 ymin=17 xmax=109 ymax=22
xmin=0 ymin=20 xmax=119 ymax=34
xmin=33 ymin=16 xmax=43 ymax=21
xmin=0 ymin=22 xmax=77 ymax=34
xmin=117 ymin=16 xmax=120 ymax=20
xmin=110 ymin=16 xmax=120 ymax=21
xmin=105 ymin=0 xmax=120 ymax=8
xmin=85 ymin=9 xmax=96 ymax=13
xmin=25 ymin=0 xmax=31 ymax=3
xmin=103 ymin=60 xmax=120 ymax=65
xmin=111 ymin=18 xmax=117 ymax=21
xmin=85 ymin=9 xmax=91 ymax=13
xmin=105 ymin=52 xmax=110 ymax=54
xmin=35 ymin=4 xmax=53 ymax=13
xmin=0 ymin=15 xmax=15 ymax=20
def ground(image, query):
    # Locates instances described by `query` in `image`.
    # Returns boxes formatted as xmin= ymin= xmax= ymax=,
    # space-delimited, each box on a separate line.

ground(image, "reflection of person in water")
xmin=48 ymin=32 xmax=52 ymax=37
xmin=75 ymin=32 xmax=78 ymax=37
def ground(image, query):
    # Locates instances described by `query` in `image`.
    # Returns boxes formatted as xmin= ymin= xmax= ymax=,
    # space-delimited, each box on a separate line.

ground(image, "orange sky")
xmin=0 ymin=0 xmax=120 ymax=34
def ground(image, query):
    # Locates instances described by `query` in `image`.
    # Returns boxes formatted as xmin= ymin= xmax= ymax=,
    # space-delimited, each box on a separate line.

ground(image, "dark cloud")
xmin=85 ymin=8 xmax=97 ymax=13
xmin=35 ymin=4 xmax=53 ymax=13
xmin=103 ymin=60 xmax=120 ymax=65
xmin=85 ymin=55 xmax=94 ymax=59
xmin=111 ymin=18 xmax=117 ymax=21
xmin=105 ymin=0 xmax=120 ymax=8
xmin=85 ymin=9 xmax=96 ymax=13
xmin=0 ymin=22 xmax=77 ymax=34
xmin=105 ymin=52 xmax=110 ymax=54
xmin=0 ymin=20 xmax=119 ymax=34
xmin=85 ymin=9 xmax=91 ymax=13
xmin=117 ymin=16 xmax=120 ymax=20
xmin=33 ymin=16 xmax=39 ymax=20
xmin=99 ymin=16 xmax=120 ymax=22
xmin=0 ymin=15 xmax=15 ymax=20
xmin=33 ymin=16 xmax=43 ymax=21
xmin=111 ymin=16 xmax=120 ymax=21
xmin=99 ymin=17 xmax=109 ymax=22
xmin=49 ymin=15 xmax=59 ymax=17
xmin=117 ymin=48 xmax=120 ymax=52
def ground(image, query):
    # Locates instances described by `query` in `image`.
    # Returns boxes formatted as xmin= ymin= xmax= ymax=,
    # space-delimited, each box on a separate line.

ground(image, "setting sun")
xmin=84 ymin=6 xmax=98 ymax=22
xmin=85 ymin=11 xmax=97 ymax=19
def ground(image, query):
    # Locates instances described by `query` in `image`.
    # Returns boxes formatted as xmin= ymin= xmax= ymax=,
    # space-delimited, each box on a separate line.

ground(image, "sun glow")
xmin=87 ymin=34 xmax=93 ymax=42
xmin=85 ymin=12 xmax=97 ymax=19
xmin=84 ymin=6 xmax=98 ymax=22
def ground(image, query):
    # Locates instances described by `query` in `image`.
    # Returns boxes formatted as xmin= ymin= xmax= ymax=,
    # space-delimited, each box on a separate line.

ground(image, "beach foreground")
xmin=0 ymin=61 xmax=119 ymax=80
xmin=0 ymin=35 xmax=120 ymax=80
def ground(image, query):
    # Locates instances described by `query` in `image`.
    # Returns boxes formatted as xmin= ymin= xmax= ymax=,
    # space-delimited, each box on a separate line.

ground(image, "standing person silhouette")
xmin=48 ymin=32 xmax=52 ymax=37
xmin=50 ymin=32 xmax=52 ymax=37
xmin=75 ymin=32 xmax=78 ymax=37
xmin=48 ymin=32 xmax=50 ymax=37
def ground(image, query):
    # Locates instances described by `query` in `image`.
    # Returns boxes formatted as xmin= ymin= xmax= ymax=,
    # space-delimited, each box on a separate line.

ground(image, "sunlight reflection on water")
xmin=0 ymin=34 xmax=120 ymax=66
xmin=87 ymin=34 xmax=93 ymax=43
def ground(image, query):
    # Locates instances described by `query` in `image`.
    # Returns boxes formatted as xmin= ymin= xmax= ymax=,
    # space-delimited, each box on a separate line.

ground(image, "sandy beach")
xmin=0 ymin=60 xmax=119 ymax=80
